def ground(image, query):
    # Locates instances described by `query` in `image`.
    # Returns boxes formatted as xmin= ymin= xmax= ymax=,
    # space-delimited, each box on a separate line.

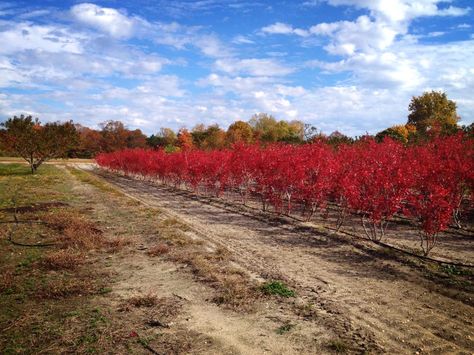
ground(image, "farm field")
xmin=1 ymin=161 xmax=473 ymax=354
xmin=2 ymin=1 xmax=474 ymax=353
xmin=94 ymin=163 xmax=474 ymax=353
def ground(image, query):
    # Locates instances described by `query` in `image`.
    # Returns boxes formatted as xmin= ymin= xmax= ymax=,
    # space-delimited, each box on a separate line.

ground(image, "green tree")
xmin=226 ymin=120 xmax=254 ymax=145
xmin=407 ymin=91 xmax=459 ymax=134
xmin=190 ymin=124 xmax=208 ymax=148
xmin=375 ymin=124 xmax=414 ymax=144
xmin=1 ymin=114 xmax=78 ymax=173
xmin=191 ymin=124 xmax=226 ymax=150
xmin=147 ymin=128 xmax=177 ymax=149
xmin=249 ymin=113 xmax=304 ymax=143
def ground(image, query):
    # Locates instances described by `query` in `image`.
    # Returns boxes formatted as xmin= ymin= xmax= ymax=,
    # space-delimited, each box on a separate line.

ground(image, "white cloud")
xmin=0 ymin=58 xmax=25 ymax=87
xmin=310 ymin=15 xmax=398 ymax=54
xmin=194 ymin=35 xmax=232 ymax=58
xmin=261 ymin=22 xmax=309 ymax=37
xmin=232 ymin=35 xmax=254 ymax=44
xmin=437 ymin=5 xmax=471 ymax=16
xmin=214 ymin=58 xmax=294 ymax=76
xmin=427 ymin=31 xmax=445 ymax=37
xmin=0 ymin=23 xmax=83 ymax=54
xmin=324 ymin=0 xmax=470 ymax=23
xmin=198 ymin=73 xmax=277 ymax=93
xmin=71 ymin=3 xmax=135 ymax=39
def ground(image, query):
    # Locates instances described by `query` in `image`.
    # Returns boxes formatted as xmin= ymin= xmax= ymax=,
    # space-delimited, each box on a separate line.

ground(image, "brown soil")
xmin=86 ymin=167 xmax=474 ymax=354
xmin=67 ymin=166 xmax=330 ymax=354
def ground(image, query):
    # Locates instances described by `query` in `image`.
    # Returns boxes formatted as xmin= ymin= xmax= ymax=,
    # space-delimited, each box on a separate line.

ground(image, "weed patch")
xmin=276 ymin=322 xmax=295 ymax=335
xmin=439 ymin=264 xmax=472 ymax=276
xmin=41 ymin=211 xmax=105 ymax=250
xmin=39 ymin=249 xmax=85 ymax=270
xmin=147 ymin=243 xmax=170 ymax=256
xmin=105 ymin=237 xmax=132 ymax=253
xmin=126 ymin=293 xmax=159 ymax=308
xmin=36 ymin=277 xmax=98 ymax=299
xmin=260 ymin=281 xmax=295 ymax=297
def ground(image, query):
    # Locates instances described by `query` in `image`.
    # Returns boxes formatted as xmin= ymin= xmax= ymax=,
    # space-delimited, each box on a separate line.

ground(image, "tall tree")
xmin=177 ymin=128 xmax=194 ymax=151
xmin=190 ymin=124 xmax=208 ymax=148
xmin=126 ymin=129 xmax=147 ymax=148
xmin=1 ymin=115 xmax=78 ymax=173
xmin=100 ymin=120 xmax=129 ymax=152
xmin=74 ymin=125 xmax=102 ymax=158
xmin=226 ymin=120 xmax=254 ymax=145
xmin=147 ymin=128 xmax=177 ymax=149
xmin=407 ymin=91 xmax=459 ymax=134
xmin=203 ymin=125 xmax=226 ymax=150
xmin=249 ymin=113 xmax=304 ymax=143
xmin=99 ymin=120 xmax=147 ymax=151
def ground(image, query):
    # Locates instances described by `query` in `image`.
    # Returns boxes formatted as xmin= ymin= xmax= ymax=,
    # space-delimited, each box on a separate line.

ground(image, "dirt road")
xmin=93 ymin=168 xmax=474 ymax=354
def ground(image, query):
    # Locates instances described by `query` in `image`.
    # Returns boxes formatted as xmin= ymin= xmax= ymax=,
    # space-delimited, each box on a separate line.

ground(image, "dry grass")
xmin=36 ymin=277 xmax=98 ymax=299
xmin=160 ymin=229 xmax=196 ymax=247
xmin=147 ymin=243 xmax=170 ymax=256
xmin=159 ymin=217 xmax=182 ymax=228
xmin=40 ymin=210 xmax=129 ymax=253
xmin=168 ymin=246 xmax=259 ymax=311
xmin=213 ymin=246 xmax=231 ymax=261
xmin=145 ymin=329 xmax=213 ymax=355
xmin=0 ymin=202 xmax=68 ymax=214
xmin=212 ymin=273 xmax=259 ymax=310
xmin=0 ymin=269 xmax=15 ymax=292
xmin=105 ymin=237 xmax=132 ymax=253
xmin=152 ymin=296 xmax=182 ymax=321
xmin=126 ymin=293 xmax=159 ymax=308
xmin=121 ymin=295 xmax=183 ymax=327
xmin=42 ymin=211 xmax=105 ymax=250
xmin=39 ymin=249 xmax=86 ymax=270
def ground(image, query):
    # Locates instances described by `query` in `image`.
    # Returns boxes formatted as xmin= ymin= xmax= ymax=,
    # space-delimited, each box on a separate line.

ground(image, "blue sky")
xmin=0 ymin=0 xmax=473 ymax=136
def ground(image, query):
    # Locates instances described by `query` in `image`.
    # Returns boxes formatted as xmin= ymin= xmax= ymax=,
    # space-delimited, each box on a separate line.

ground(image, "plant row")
xmin=96 ymin=133 xmax=473 ymax=255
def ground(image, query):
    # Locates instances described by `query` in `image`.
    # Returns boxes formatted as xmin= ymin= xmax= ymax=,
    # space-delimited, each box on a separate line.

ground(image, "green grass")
xmin=439 ymin=264 xmax=472 ymax=276
xmin=0 ymin=163 xmax=115 ymax=353
xmin=67 ymin=166 xmax=133 ymax=199
xmin=0 ymin=164 xmax=73 ymax=210
xmin=260 ymin=280 xmax=296 ymax=297
xmin=276 ymin=323 xmax=295 ymax=335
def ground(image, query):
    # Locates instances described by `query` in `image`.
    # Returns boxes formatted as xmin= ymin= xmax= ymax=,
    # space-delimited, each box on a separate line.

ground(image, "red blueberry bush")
xmin=96 ymin=133 xmax=473 ymax=256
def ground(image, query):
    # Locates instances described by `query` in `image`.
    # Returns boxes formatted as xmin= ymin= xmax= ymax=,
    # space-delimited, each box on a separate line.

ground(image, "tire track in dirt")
xmin=93 ymin=169 xmax=474 ymax=354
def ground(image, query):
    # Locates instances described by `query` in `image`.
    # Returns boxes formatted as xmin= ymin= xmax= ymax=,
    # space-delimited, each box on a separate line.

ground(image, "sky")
xmin=0 ymin=0 xmax=473 ymax=136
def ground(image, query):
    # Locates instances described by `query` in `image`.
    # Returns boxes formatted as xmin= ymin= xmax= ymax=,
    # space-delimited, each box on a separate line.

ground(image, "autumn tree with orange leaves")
xmin=1 ymin=115 xmax=78 ymax=173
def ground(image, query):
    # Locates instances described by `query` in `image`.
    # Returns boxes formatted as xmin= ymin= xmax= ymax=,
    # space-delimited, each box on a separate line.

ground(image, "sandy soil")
xmin=85 ymin=167 xmax=474 ymax=354
xmin=67 ymin=166 xmax=332 ymax=354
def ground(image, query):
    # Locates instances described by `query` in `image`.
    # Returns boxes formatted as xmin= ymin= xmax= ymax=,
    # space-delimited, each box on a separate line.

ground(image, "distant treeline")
xmin=0 ymin=91 xmax=472 ymax=159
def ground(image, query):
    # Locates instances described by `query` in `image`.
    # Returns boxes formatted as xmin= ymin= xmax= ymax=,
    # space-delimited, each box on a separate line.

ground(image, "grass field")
xmin=1 ymin=163 xmax=473 ymax=354
xmin=0 ymin=157 xmax=94 ymax=164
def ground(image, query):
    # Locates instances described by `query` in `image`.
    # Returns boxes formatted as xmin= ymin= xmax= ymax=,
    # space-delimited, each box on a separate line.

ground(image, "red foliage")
xmin=96 ymin=133 xmax=473 ymax=255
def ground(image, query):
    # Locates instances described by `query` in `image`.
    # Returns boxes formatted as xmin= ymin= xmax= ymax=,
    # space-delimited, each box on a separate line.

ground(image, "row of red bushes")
xmin=96 ymin=133 xmax=473 ymax=255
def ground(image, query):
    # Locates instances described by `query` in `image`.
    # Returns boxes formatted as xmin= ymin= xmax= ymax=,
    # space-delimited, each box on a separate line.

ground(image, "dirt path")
xmin=67 ymin=166 xmax=335 ymax=354
xmin=90 ymin=168 xmax=474 ymax=354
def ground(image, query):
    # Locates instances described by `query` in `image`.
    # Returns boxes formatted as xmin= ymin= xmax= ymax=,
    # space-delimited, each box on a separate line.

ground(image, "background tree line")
xmin=0 ymin=91 xmax=472 ymax=173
